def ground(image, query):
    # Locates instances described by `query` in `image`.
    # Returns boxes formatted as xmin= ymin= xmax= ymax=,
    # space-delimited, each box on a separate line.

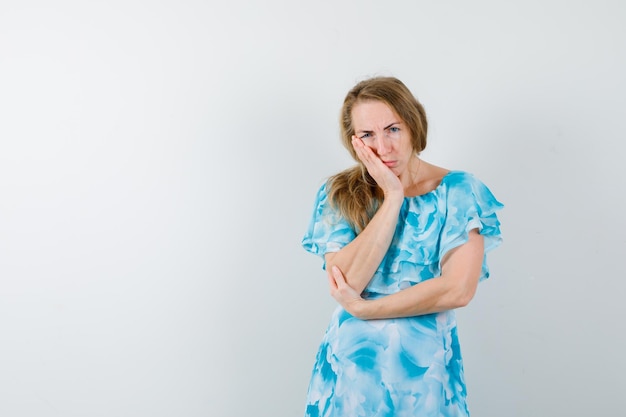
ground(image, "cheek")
xmin=362 ymin=140 xmax=377 ymax=151
xmin=402 ymin=136 xmax=414 ymax=152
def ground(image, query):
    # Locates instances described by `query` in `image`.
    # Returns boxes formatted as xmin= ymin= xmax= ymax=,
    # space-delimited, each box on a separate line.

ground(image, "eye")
xmin=359 ymin=133 xmax=372 ymax=140
xmin=389 ymin=126 xmax=400 ymax=133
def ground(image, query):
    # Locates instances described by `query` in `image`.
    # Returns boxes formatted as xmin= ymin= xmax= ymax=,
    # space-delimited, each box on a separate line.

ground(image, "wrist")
xmin=354 ymin=299 xmax=376 ymax=320
xmin=382 ymin=191 xmax=404 ymax=207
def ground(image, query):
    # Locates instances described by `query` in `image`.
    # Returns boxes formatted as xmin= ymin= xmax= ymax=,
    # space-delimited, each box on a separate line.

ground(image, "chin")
xmin=392 ymin=165 xmax=406 ymax=176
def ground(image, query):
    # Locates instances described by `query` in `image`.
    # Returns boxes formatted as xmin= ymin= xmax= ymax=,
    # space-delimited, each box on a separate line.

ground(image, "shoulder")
xmin=414 ymin=162 xmax=484 ymax=196
xmin=309 ymin=179 xmax=331 ymax=210
xmin=440 ymin=170 xmax=489 ymax=191
xmin=442 ymin=170 xmax=475 ymax=183
xmin=440 ymin=170 xmax=504 ymax=210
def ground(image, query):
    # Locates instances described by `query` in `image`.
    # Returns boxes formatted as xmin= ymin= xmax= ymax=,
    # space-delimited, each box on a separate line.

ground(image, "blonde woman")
xmin=302 ymin=76 xmax=503 ymax=416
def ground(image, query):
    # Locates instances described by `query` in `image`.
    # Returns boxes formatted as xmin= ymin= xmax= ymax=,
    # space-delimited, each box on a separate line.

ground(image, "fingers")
xmin=327 ymin=266 xmax=339 ymax=285
xmin=352 ymin=136 xmax=382 ymax=175
xmin=327 ymin=265 xmax=348 ymax=295
xmin=351 ymin=136 xmax=373 ymax=163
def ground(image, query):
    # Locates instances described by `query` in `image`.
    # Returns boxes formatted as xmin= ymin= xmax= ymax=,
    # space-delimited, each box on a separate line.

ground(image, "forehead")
xmin=351 ymin=100 xmax=401 ymax=129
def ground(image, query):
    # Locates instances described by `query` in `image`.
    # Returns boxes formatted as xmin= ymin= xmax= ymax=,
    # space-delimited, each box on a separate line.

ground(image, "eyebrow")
xmin=357 ymin=122 xmax=400 ymax=134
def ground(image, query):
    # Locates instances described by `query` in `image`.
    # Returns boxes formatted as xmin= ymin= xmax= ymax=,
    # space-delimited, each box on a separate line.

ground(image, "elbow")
xmin=440 ymin=268 xmax=481 ymax=309
xmin=449 ymin=283 xmax=477 ymax=309
xmin=455 ymin=291 xmax=475 ymax=308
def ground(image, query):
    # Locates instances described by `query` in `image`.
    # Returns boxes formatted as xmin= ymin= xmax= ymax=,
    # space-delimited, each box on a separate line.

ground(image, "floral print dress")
xmin=302 ymin=171 xmax=504 ymax=417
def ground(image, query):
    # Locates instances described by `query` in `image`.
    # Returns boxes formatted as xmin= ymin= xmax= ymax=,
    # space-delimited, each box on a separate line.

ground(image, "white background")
xmin=1 ymin=1 xmax=625 ymax=416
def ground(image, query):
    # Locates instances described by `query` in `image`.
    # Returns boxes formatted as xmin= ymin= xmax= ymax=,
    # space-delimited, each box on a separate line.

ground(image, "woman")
xmin=301 ymin=76 xmax=503 ymax=416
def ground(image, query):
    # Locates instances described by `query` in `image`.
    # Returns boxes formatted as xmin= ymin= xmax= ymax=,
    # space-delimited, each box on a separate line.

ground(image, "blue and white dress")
xmin=302 ymin=171 xmax=503 ymax=417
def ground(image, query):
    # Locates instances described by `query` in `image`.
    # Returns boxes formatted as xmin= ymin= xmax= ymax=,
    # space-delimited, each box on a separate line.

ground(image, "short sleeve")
xmin=439 ymin=172 xmax=504 ymax=282
xmin=301 ymin=182 xmax=356 ymax=269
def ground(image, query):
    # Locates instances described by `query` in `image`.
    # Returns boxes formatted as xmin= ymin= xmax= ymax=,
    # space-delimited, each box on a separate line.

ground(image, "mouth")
xmin=382 ymin=160 xmax=396 ymax=168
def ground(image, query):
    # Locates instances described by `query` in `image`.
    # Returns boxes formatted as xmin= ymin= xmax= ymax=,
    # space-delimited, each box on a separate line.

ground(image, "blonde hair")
xmin=327 ymin=76 xmax=428 ymax=232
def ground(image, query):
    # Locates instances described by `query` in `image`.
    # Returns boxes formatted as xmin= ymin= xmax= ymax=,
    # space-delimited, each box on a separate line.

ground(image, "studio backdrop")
xmin=0 ymin=1 xmax=624 ymax=416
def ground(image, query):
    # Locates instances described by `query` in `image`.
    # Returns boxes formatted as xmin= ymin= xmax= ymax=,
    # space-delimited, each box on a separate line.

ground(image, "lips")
xmin=382 ymin=160 xmax=396 ymax=167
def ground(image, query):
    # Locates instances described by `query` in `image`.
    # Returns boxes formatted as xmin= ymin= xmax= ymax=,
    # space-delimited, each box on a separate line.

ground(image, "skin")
xmin=325 ymin=100 xmax=485 ymax=320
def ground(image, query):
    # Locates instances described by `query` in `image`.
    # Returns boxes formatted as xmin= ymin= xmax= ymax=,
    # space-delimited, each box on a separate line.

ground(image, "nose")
xmin=374 ymin=133 xmax=391 ymax=156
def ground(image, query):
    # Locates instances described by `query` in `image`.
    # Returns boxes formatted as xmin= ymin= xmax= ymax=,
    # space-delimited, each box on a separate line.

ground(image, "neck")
xmin=402 ymin=155 xmax=422 ymax=191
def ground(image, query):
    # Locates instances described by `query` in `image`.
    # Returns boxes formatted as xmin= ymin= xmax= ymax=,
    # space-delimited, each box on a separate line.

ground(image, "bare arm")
xmin=328 ymin=229 xmax=485 ymax=319
xmin=325 ymin=195 xmax=403 ymax=295
xmin=325 ymin=137 xmax=404 ymax=295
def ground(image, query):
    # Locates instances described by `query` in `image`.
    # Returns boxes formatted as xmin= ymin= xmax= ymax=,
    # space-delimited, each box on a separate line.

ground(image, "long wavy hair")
xmin=327 ymin=76 xmax=428 ymax=233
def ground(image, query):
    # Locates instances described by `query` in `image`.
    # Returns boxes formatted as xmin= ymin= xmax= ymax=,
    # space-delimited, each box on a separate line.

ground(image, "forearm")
xmin=356 ymin=276 xmax=472 ymax=319
xmin=354 ymin=231 xmax=484 ymax=319
xmin=327 ymin=196 xmax=403 ymax=294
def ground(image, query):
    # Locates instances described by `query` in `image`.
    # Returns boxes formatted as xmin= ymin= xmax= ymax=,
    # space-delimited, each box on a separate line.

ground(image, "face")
xmin=351 ymin=100 xmax=416 ymax=177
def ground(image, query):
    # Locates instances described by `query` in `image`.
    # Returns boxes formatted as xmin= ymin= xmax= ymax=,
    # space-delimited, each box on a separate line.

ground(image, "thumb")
xmin=327 ymin=267 xmax=338 ymax=290
xmin=331 ymin=265 xmax=345 ymax=285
